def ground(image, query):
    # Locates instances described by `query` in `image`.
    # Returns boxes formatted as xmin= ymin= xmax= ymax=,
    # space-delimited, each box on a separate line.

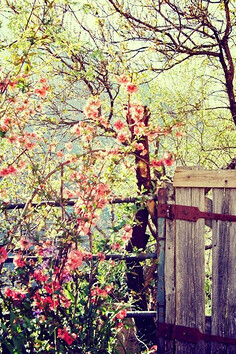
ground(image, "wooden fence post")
xmin=211 ymin=188 xmax=236 ymax=354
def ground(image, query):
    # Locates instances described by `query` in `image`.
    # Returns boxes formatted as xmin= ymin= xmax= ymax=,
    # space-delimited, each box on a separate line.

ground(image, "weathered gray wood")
xmin=211 ymin=189 xmax=236 ymax=354
xmin=164 ymin=183 xmax=176 ymax=353
xmin=175 ymin=187 xmax=206 ymax=353
xmin=157 ymin=185 xmax=169 ymax=352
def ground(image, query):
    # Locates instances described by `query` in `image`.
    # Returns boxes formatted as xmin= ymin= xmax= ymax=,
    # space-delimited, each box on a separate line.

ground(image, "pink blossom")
xmin=91 ymin=286 xmax=108 ymax=299
xmin=134 ymin=142 xmax=145 ymax=151
xmin=18 ymin=237 xmax=32 ymax=250
xmin=56 ymin=150 xmax=64 ymax=159
xmin=97 ymin=252 xmax=106 ymax=262
xmin=66 ymin=249 xmax=84 ymax=271
xmin=117 ymin=133 xmax=128 ymax=143
xmin=163 ymin=152 xmax=174 ymax=166
xmin=13 ymin=254 xmax=26 ymax=268
xmin=0 ymin=246 xmax=7 ymax=264
xmin=117 ymin=75 xmax=129 ymax=85
xmin=42 ymin=295 xmax=59 ymax=311
xmin=83 ymin=97 xmax=101 ymax=119
xmin=8 ymin=134 xmax=18 ymax=144
xmin=150 ymin=159 xmax=163 ymax=167
xmin=39 ymin=78 xmax=47 ymax=84
xmin=114 ymin=119 xmax=125 ymax=130
xmin=44 ymin=280 xmax=61 ymax=294
xmin=176 ymin=131 xmax=184 ymax=138
xmin=0 ymin=165 xmax=17 ymax=177
xmin=124 ymin=224 xmax=132 ymax=232
xmin=122 ymin=225 xmax=133 ymax=243
xmin=126 ymin=83 xmax=138 ymax=94
xmin=71 ymin=124 xmax=81 ymax=136
xmin=33 ymin=269 xmax=48 ymax=282
xmin=148 ymin=345 xmax=158 ymax=353
xmin=60 ymin=294 xmax=71 ymax=308
xmin=34 ymin=87 xmax=48 ymax=98
xmin=87 ymin=97 xmax=101 ymax=108
xmin=111 ymin=242 xmax=121 ymax=250
xmin=84 ymin=105 xmax=99 ymax=119
xmin=65 ymin=142 xmax=73 ymax=151
xmin=115 ymin=309 xmax=127 ymax=320
xmin=130 ymin=103 xmax=144 ymax=120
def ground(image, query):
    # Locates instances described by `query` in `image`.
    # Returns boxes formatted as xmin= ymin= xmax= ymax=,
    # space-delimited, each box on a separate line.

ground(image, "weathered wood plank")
xmin=164 ymin=183 xmax=176 ymax=353
xmin=211 ymin=189 xmax=236 ymax=354
xmin=175 ymin=187 xmax=205 ymax=353
xmin=173 ymin=169 xmax=236 ymax=188
xmin=157 ymin=187 xmax=168 ymax=352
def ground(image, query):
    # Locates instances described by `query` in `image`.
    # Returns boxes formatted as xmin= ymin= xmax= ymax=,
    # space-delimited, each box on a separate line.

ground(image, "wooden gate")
xmin=157 ymin=168 xmax=236 ymax=353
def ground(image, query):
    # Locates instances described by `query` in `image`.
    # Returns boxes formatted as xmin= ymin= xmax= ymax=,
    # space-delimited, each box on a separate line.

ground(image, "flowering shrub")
xmin=0 ymin=64 xmax=178 ymax=352
xmin=0 ymin=240 xmax=130 ymax=353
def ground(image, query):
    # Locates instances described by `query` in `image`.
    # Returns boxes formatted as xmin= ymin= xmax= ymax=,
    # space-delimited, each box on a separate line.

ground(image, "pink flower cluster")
xmin=32 ymin=269 xmax=71 ymax=312
xmin=18 ymin=131 xmax=38 ymax=150
xmin=65 ymin=249 xmax=84 ymax=272
xmin=5 ymin=288 xmax=26 ymax=301
xmin=34 ymin=78 xmax=50 ymax=98
xmin=114 ymin=309 xmax=127 ymax=320
xmin=18 ymin=237 xmax=32 ymax=250
xmin=91 ymin=284 xmax=113 ymax=302
xmin=0 ymin=165 xmax=17 ymax=177
xmin=83 ymin=97 xmax=101 ymax=120
xmin=151 ymin=152 xmax=174 ymax=168
xmin=117 ymin=75 xmax=139 ymax=94
xmin=122 ymin=224 xmax=133 ymax=243
xmin=0 ymin=117 xmax=12 ymax=132
xmin=13 ymin=254 xmax=26 ymax=268
xmin=58 ymin=328 xmax=77 ymax=345
xmin=73 ymin=180 xmax=110 ymax=235
xmin=114 ymin=119 xmax=125 ymax=131
xmin=97 ymin=252 xmax=106 ymax=262
xmin=129 ymin=103 xmax=144 ymax=121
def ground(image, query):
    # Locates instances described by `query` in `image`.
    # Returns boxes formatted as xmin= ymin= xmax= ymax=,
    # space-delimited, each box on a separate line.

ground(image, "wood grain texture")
xmin=211 ymin=189 xmax=236 ymax=354
xmin=173 ymin=169 xmax=236 ymax=188
xmin=175 ymin=187 xmax=206 ymax=353
xmin=164 ymin=183 xmax=176 ymax=353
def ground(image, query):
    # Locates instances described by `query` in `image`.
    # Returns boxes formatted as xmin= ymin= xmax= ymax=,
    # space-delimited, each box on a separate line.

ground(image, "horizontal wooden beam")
xmin=173 ymin=168 xmax=236 ymax=188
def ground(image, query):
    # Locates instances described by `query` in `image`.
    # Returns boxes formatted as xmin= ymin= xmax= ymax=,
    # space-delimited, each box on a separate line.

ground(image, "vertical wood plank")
xmin=164 ymin=183 xmax=176 ymax=353
xmin=211 ymin=189 xmax=236 ymax=354
xmin=157 ymin=188 xmax=168 ymax=352
xmin=175 ymin=187 xmax=205 ymax=353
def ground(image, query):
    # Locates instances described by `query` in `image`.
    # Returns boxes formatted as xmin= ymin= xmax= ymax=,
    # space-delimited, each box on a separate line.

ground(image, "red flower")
xmin=0 ymin=247 xmax=7 ymax=264
xmin=97 ymin=252 xmax=106 ymax=262
xmin=58 ymin=328 xmax=77 ymax=345
xmin=126 ymin=83 xmax=138 ymax=94
xmin=114 ymin=119 xmax=125 ymax=130
xmin=150 ymin=158 xmax=163 ymax=167
xmin=115 ymin=309 xmax=127 ymax=320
